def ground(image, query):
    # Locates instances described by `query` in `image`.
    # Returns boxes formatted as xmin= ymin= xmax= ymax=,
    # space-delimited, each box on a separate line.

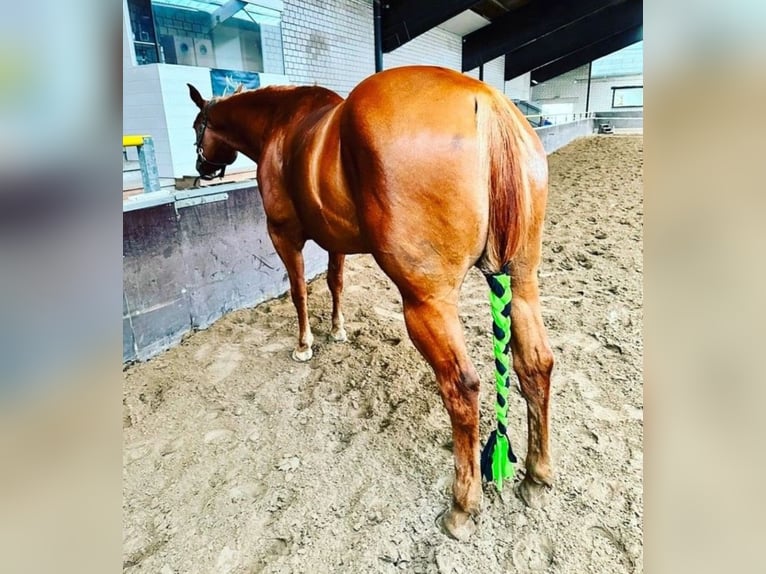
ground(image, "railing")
xmin=524 ymin=110 xmax=643 ymax=128
xmin=123 ymin=135 xmax=160 ymax=193
xmin=524 ymin=111 xmax=596 ymax=127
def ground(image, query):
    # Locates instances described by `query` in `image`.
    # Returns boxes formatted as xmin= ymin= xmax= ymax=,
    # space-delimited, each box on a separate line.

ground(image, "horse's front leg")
xmin=267 ymin=222 xmax=313 ymax=361
xmin=327 ymin=252 xmax=347 ymax=342
xmin=402 ymin=296 xmax=482 ymax=541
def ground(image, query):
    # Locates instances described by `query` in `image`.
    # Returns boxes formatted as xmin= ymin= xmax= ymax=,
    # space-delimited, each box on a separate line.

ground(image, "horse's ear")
xmin=234 ymin=84 xmax=244 ymax=94
xmin=187 ymin=83 xmax=206 ymax=110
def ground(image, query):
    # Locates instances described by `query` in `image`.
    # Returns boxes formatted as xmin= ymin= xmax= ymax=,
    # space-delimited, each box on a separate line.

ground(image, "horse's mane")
xmin=211 ymin=84 xmax=340 ymax=108
xmin=203 ymin=84 xmax=343 ymax=150
xmin=208 ymin=84 xmax=343 ymax=137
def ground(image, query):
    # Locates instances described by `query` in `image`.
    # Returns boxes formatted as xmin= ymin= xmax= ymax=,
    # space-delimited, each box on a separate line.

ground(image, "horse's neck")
xmin=214 ymin=89 xmax=332 ymax=162
xmin=211 ymin=97 xmax=276 ymax=160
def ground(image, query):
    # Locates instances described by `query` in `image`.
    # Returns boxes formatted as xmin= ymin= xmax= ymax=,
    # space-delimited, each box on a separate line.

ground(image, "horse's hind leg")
xmin=327 ymin=252 xmax=347 ymax=342
xmin=509 ymin=259 xmax=555 ymax=507
xmin=267 ymin=222 xmax=313 ymax=361
xmin=401 ymin=296 xmax=482 ymax=541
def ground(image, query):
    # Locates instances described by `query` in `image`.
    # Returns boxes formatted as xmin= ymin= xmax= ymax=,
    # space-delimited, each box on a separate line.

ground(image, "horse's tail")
xmin=476 ymin=89 xmax=537 ymax=273
xmin=476 ymin=90 xmax=542 ymax=489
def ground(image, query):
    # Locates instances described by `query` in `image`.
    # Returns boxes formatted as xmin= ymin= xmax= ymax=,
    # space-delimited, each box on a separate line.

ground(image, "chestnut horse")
xmin=187 ymin=66 xmax=553 ymax=540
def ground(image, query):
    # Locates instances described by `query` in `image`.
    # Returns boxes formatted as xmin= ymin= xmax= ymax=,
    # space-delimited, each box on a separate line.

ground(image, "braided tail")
xmin=480 ymin=270 xmax=518 ymax=491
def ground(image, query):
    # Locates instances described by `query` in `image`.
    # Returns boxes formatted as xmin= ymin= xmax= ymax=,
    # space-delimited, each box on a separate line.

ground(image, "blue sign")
xmin=210 ymin=69 xmax=261 ymax=97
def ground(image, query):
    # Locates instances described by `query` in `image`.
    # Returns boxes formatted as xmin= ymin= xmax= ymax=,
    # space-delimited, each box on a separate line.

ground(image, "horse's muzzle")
xmin=196 ymin=158 xmax=213 ymax=176
xmin=196 ymin=159 xmax=223 ymax=177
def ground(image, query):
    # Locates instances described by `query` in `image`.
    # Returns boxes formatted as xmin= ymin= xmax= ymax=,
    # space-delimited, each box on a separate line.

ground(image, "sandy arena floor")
xmin=123 ymin=135 xmax=643 ymax=573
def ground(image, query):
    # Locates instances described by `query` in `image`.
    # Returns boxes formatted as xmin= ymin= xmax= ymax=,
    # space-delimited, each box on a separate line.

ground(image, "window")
xmin=611 ymin=86 xmax=643 ymax=108
xmin=126 ymin=0 xmax=285 ymax=74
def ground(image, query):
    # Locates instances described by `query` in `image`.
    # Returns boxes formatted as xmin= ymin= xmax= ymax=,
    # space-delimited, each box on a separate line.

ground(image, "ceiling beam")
xmin=530 ymin=25 xmax=643 ymax=84
xmin=382 ymin=0 xmax=478 ymax=53
xmin=462 ymin=0 xmax=627 ymax=71
xmin=503 ymin=0 xmax=642 ymax=80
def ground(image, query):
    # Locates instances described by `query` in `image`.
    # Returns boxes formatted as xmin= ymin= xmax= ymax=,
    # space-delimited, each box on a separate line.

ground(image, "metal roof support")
xmin=502 ymin=0 xmax=642 ymax=81
xmin=462 ymin=0 xmax=627 ymax=71
xmin=530 ymin=25 xmax=643 ymax=84
xmin=374 ymin=0 xmax=383 ymax=71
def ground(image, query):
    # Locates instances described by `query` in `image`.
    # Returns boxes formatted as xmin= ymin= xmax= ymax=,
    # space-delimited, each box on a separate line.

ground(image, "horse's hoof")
xmin=330 ymin=327 xmax=347 ymax=342
xmin=440 ymin=507 xmax=477 ymax=541
xmin=291 ymin=346 xmax=313 ymax=362
xmin=517 ymin=475 xmax=552 ymax=509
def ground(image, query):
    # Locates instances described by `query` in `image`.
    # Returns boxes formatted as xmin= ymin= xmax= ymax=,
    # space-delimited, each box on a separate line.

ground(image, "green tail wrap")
xmin=480 ymin=272 xmax=517 ymax=491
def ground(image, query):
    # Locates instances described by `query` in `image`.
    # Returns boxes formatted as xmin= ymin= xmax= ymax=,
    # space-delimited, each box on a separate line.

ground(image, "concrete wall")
xmin=534 ymin=119 xmax=595 ymax=154
xmin=123 ymin=183 xmax=326 ymax=362
xmin=534 ymin=115 xmax=643 ymax=154
xmin=594 ymin=110 xmax=644 ymax=118
xmin=593 ymin=115 xmax=644 ymax=131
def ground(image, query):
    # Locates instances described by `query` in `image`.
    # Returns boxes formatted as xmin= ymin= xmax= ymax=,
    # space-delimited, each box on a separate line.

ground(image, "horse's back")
xmin=342 ymin=66 xmax=487 ymax=146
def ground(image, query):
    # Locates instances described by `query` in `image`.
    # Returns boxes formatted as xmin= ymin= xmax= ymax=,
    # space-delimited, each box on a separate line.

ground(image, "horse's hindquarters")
xmin=340 ymin=70 xmax=494 ymax=297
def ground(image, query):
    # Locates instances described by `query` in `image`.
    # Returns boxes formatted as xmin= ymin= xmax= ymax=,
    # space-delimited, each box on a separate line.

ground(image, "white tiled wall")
xmin=506 ymin=72 xmax=532 ymax=101
xmin=464 ymin=55 xmax=505 ymax=93
xmin=384 ymin=26 xmax=462 ymax=72
xmin=281 ymin=0 xmax=374 ymax=96
xmin=281 ymin=0 xmax=511 ymax=96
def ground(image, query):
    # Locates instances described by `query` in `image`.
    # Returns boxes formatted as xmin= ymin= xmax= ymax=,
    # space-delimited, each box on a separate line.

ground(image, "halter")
xmin=194 ymin=103 xmax=229 ymax=184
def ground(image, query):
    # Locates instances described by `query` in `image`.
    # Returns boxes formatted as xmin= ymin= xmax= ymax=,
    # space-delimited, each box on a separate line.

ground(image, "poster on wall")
xmin=210 ymin=69 xmax=261 ymax=97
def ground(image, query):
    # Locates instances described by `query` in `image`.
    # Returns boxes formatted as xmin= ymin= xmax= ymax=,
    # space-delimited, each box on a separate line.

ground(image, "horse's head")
xmin=188 ymin=83 xmax=239 ymax=181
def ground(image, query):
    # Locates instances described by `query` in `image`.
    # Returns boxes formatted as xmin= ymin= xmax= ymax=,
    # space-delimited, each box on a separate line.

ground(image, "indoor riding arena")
xmin=123 ymin=2 xmax=643 ymax=573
